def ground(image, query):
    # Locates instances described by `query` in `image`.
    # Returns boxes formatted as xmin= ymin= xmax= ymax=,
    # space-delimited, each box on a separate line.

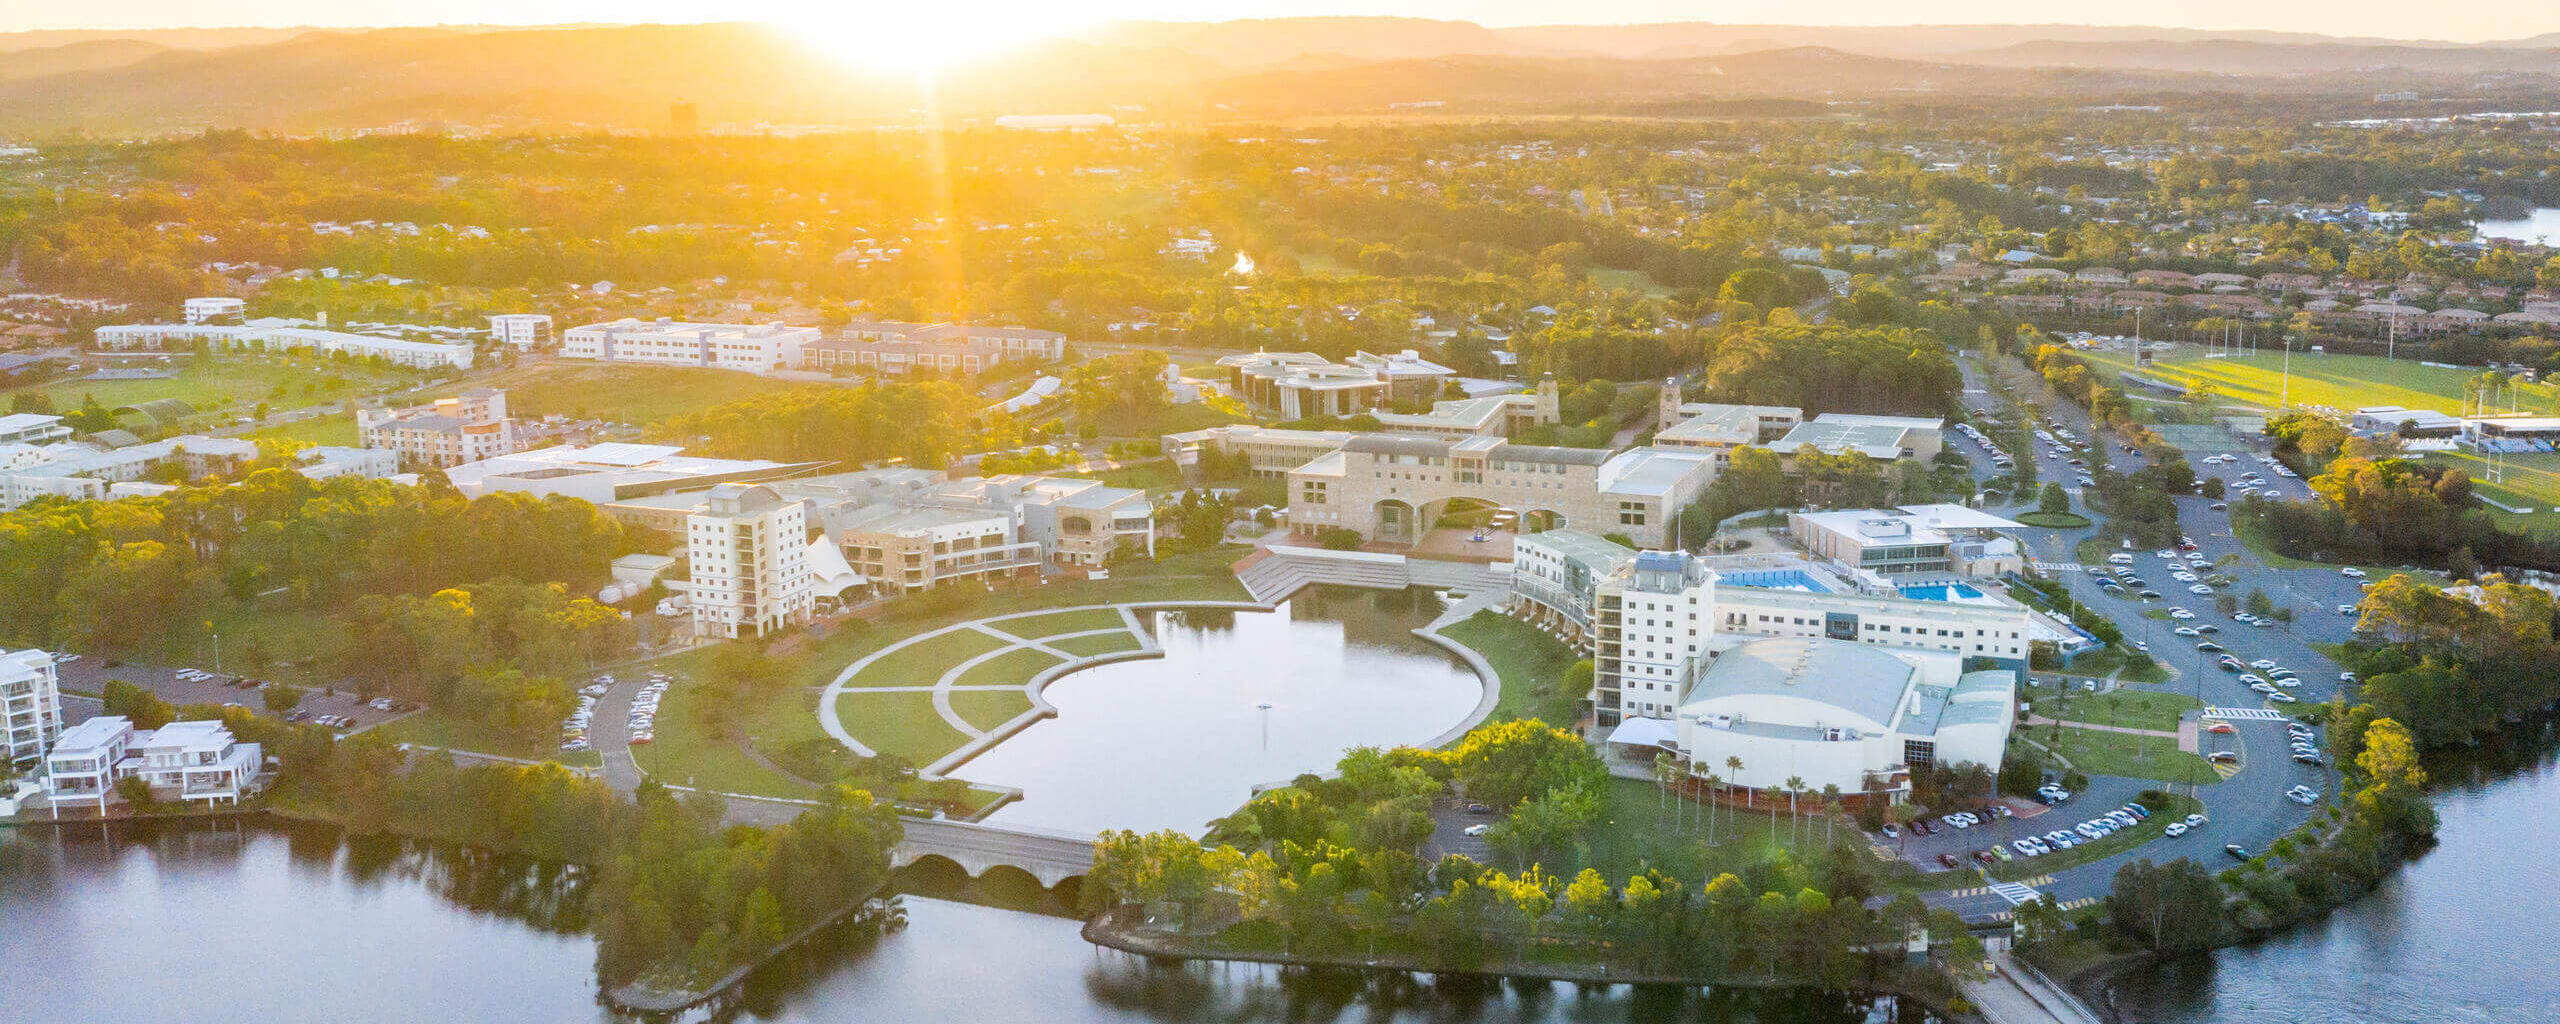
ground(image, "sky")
xmin=11 ymin=1 xmax=2559 ymax=45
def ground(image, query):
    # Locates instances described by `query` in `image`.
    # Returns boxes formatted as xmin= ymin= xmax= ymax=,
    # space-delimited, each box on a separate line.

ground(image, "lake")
xmin=957 ymin=587 xmax=1486 ymax=835
xmin=2473 ymin=208 xmax=2560 ymax=247
xmin=0 ymin=819 xmax=1930 ymax=1024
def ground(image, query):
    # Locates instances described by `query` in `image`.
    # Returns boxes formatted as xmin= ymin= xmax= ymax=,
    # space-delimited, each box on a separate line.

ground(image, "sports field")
xmin=2082 ymin=346 xmax=2558 ymax=419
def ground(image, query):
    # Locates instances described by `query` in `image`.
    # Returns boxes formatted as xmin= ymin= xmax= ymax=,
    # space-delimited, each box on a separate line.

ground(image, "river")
xmin=2104 ymin=720 xmax=2560 ymax=1023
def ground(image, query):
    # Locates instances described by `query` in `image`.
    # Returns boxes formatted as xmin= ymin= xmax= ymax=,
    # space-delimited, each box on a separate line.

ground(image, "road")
xmin=1914 ymin=352 xmax=2352 ymax=917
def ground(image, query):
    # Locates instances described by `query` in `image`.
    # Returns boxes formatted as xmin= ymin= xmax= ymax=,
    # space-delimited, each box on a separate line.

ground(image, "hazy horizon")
xmin=11 ymin=2 xmax=2560 ymax=45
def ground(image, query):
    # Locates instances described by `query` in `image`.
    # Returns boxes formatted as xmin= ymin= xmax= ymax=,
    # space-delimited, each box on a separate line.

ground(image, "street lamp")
xmin=1257 ymin=702 xmax=1273 ymax=753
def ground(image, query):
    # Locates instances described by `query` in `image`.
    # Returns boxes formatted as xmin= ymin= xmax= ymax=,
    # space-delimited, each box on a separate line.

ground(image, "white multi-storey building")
xmin=688 ymin=482 xmax=815 ymax=639
xmin=40 ymin=715 xmax=263 ymax=814
xmin=1 ymin=649 xmax=64 ymax=769
xmin=93 ymin=321 xmax=475 ymax=369
xmin=487 ymin=313 xmax=555 ymax=349
xmin=0 ymin=434 xmax=261 ymax=511
xmin=0 ymin=413 xmax=72 ymax=445
xmin=183 ymin=297 xmax=247 ymax=324
xmin=560 ymin=318 xmax=819 ymax=375
xmin=42 ymin=715 xmax=133 ymax=815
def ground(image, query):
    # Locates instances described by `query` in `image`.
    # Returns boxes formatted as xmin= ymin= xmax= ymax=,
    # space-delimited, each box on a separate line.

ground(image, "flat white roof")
xmin=1893 ymin=503 xmax=2024 ymax=530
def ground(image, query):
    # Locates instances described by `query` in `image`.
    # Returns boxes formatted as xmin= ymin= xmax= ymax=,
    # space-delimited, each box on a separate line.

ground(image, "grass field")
xmin=2041 ymin=725 xmax=2222 ymax=785
xmin=1587 ymin=267 xmax=1677 ymax=298
xmin=8 ymin=356 xmax=416 ymax=422
xmin=2081 ymin=347 xmax=2559 ymax=418
xmin=448 ymin=361 xmax=821 ymax=425
xmin=1437 ymin=610 xmax=1584 ymax=726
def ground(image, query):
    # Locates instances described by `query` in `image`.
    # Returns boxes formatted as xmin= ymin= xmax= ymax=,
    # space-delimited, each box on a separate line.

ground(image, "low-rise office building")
xmin=1657 ymin=636 xmax=2016 ymax=802
xmin=0 ymin=434 xmax=260 ymax=511
xmin=1789 ymin=505 xmax=2026 ymax=580
xmin=487 ymin=313 xmax=554 ymax=349
xmin=1286 ymin=437 xmax=1716 ymax=549
xmin=1218 ymin=349 xmax=1457 ymax=418
xmin=2 ymin=649 xmax=63 ymax=769
xmin=0 ymin=413 xmax=71 ymax=446
xmin=442 ymin=443 xmax=826 ymax=504
xmin=800 ymin=322 xmax=1069 ymax=376
xmin=94 ymin=320 xmax=475 ymax=369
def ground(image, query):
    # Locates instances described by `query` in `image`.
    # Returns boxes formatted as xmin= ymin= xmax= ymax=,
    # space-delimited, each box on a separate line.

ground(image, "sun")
xmin=779 ymin=5 xmax=1086 ymax=74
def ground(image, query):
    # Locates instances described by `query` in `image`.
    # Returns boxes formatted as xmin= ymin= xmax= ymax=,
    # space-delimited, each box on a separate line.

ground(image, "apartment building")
xmin=358 ymin=388 xmax=525 ymax=469
xmin=0 ymin=413 xmax=72 ymax=445
xmin=1285 ymin=436 xmax=1717 ymax=549
xmin=687 ymin=482 xmax=815 ymax=639
xmin=42 ymin=716 xmax=263 ymax=814
xmin=1 ymin=649 xmax=63 ymax=769
xmin=560 ymin=318 xmax=819 ymax=375
xmin=0 ymin=435 xmax=260 ymax=511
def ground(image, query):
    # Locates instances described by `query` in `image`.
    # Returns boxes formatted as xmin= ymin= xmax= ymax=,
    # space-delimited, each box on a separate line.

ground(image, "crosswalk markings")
xmin=2203 ymin=706 xmax=2289 ymax=721
xmin=1989 ymin=881 xmax=2043 ymax=906
xmin=2059 ymin=897 xmax=2099 ymax=911
xmin=2213 ymin=761 xmax=2245 ymax=780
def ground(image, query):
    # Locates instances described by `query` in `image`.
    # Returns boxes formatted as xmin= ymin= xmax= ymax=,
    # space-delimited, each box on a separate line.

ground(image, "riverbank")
xmin=1079 ymin=904 xmax=1968 ymax=1016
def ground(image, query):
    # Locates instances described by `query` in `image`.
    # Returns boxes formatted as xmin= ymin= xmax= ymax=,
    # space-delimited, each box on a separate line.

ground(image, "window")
xmin=1902 ymin=739 xmax=1937 ymax=768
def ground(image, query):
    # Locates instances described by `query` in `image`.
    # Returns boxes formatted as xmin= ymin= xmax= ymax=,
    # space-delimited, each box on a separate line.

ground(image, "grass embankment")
xmin=1436 ymin=609 xmax=1584 ymax=726
xmin=631 ymin=548 xmax=1246 ymax=797
xmin=2081 ymin=347 xmax=2554 ymax=417
xmin=2038 ymin=726 xmax=2222 ymax=786
xmin=953 ymin=649 xmax=1063 ymax=689
xmin=834 ymin=690 xmax=970 ymax=764
xmin=2045 ymin=687 xmax=2203 ymax=733
xmin=458 ymin=361 xmax=820 ymax=425
xmin=375 ymin=708 xmax=602 ymax=768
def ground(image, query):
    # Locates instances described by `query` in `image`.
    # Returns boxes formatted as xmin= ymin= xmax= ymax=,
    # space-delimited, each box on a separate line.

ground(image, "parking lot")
xmin=51 ymin=655 xmax=412 ymax=732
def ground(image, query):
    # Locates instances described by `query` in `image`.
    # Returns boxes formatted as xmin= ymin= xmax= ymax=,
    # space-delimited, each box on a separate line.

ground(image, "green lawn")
xmin=996 ymin=607 xmax=1131 ymax=640
xmin=2417 ymin=448 xmax=2560 ymax=536
xmin=373 ymin=707 xmax=600 ymax=767
xmin=835 ymin=689 xmax=971 ymax=764
xmin=2081 ymin=347 xmax=2557 ymax=418
xmin=952 ymin=648 xmax=1062 ymax=689
xmin=847 ymin=629 xmax=1016 ymax=688
xmin=2013 ymin=511 xmax=2093 ymax=528
xmin=8 ymin=355 xmax=418 ymax=421
xmin=2065 ymin=647 xmax=2176 ymax=685
xmin=948 ymin=689 xmax=1033 ymax=734
xmin=1587 ymin=266 xmax=1676 ymax=298
xmin=1436 ymin=610 xmax=1583 ymax=726
xmin=2047 ymin=687 xmax=2202 ymax=733
xmin=452 ymin=361 xmax=821 ymax=425
xmin=1047 ymin=631 xmax=1143 ymax=658
xmin=1073 ymin=460 xmax=1184 ymax=493
xmin=1586 ymin=775 xmax=1801 ymax=883
xmin=2039 ymin=726 xmax=2222 ymax=785
xmin=629 ymin=676 xmax=825 ymax=799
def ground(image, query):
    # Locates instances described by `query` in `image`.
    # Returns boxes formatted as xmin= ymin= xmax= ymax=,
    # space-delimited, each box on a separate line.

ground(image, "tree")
xmin=1784 ymin=775 xmax=1808 ymax=845
xmin=2039 ymin=482 xmax=2070 ymax=515
xmin=101 ymin=679 xmax=176 ymax=729
xmin=1819 ymin=784 xmax=1843 ymax=848
xmin=262 ymin=682 xmax=305 ymax=712
xmin=2108 ymin=857 xmax=2227 ymax=951
xmin=115 ymin=775 xmax=155 ymax=809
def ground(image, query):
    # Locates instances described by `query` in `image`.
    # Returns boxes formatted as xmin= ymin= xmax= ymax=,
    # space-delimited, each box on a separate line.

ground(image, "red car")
xmin=1972 ymin=849 xmax=1998 ymax=864
xmin=1936 ymin=853 xmax=1962 ymax=869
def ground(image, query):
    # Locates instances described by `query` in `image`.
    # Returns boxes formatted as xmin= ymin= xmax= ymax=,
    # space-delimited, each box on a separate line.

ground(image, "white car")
xmin=2164 ymin=822 xmax=2188 ymax=837
xmin=2189 ymin=584 xmax=2214 ymax=595
xmin=1462 ymin=823 xmax=1491 ymax=837
xmin=2341 ymin=567 xmax=2366 ymax=577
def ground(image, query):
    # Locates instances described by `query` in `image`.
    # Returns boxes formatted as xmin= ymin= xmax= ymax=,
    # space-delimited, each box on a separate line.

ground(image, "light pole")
xmin=1257 ymin=702 xmax=1273 ymax=753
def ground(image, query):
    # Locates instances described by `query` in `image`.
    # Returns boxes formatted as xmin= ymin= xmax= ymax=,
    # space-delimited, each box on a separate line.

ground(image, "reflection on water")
xmin=958 ymin=587 xmax=1485 ymax=835
xmin=0 ymin=820 xmax=1934 ymax=1024
xmin=2107 ymin=719 xmax=2560 ymax=1024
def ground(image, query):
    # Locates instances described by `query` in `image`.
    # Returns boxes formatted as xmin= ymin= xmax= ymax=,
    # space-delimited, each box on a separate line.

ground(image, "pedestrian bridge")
xmin=893 ymin=816 xmax=1097 ymax=888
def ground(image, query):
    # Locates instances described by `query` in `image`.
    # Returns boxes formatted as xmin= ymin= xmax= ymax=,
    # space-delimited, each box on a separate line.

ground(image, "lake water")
xmin=957 ymin=588 xmax=1485 ymax=835
xmin=2473 ymin=208 xmax=2560 ymax=246
xmin=0 ymin=819 xmax=1928 ymax=1024
xmin=2105 ymin=721 xmax=2560 ymax=1023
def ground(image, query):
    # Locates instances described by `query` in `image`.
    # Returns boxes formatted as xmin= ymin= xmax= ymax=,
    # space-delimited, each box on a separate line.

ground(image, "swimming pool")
xmin=1899 ymin=583 xmax=1987 ymax=602
xmin=1720 ymin=569 xmax=1833 ymax=593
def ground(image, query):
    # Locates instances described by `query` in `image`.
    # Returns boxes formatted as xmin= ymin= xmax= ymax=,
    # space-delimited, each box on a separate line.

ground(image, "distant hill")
xmin=0 ymin=18 xmax=2557 ymax=134
xmin=0 ymin=26 xmax=310 ymax=53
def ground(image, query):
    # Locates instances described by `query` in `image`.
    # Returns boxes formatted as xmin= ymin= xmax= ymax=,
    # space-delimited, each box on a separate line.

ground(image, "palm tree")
xmin=1652 ymin=752 xmax=1676 ymax=827
xmin=1820 ymin=784 xmax=1843 ymax=848
xmin=1727 ymin=756 xmax=1746 ymax=809
xmin=1700 ymin=771 xmax=1723 ymax=846
xmin=1785 ymin=776 xmax=1807 ymax=846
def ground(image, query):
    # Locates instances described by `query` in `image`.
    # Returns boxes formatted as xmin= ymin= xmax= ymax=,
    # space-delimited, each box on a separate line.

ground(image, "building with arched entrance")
xmin=1285 ymin=435 xmax=1717 ymax=549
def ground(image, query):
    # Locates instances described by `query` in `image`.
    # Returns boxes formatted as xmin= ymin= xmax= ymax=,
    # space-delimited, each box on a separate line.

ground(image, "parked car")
xmin=2225 ymin=844 xmax=2252 ymax=861
xmin=1936 ymin=853 xmax=1962 ymax=869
